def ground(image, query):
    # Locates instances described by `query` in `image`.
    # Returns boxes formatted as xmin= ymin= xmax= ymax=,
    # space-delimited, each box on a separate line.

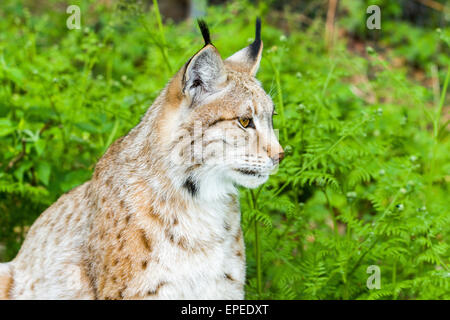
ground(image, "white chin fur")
xmin=228 ymin=170 xmax=269 ymax=189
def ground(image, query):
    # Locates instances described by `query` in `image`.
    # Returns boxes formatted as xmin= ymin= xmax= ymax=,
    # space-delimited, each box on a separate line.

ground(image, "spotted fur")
xmin=0 ymin=19 xmax=283 ymax=300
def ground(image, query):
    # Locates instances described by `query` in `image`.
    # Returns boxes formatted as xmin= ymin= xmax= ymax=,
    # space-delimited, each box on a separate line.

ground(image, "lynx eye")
xmin=238 ymin=117 xmax=254 ymax=129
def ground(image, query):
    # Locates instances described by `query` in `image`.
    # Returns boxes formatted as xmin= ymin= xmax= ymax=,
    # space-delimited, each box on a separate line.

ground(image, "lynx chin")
xmin=0 ymin=19 xmax=284 ymax=300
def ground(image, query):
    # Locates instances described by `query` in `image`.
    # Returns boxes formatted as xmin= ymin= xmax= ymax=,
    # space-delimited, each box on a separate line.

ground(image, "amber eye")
xmin=238 ymin=117 xmax=254 ymax=129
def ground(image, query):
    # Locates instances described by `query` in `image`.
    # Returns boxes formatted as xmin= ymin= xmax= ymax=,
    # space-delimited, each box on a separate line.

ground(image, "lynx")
xmin=0 ymin=19 xmax=284 ymax=300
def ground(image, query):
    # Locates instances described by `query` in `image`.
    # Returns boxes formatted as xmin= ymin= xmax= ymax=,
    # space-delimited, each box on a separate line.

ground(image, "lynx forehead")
xmin=0 ymin=19 xmax=284 ymax=300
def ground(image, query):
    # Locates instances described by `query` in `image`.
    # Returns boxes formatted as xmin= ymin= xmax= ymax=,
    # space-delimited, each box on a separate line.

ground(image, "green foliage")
xmin=0 ymin=0 xmax=449 ymax=299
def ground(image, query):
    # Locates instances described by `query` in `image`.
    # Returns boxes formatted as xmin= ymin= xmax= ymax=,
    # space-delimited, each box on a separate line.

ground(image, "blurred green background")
xmin=0 ymin=0 xmax=449 ymax=299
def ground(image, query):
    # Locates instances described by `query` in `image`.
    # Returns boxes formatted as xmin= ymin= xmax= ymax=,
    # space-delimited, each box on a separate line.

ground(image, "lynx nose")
xmin=271 ymin=151 xmax=285 ymax=165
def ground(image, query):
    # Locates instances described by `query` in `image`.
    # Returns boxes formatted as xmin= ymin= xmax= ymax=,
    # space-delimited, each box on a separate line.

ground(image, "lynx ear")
xmin=182 ymin=20 xmax=225 ymax=102
xmin=225 ymin=18 xmax=262 ymax=76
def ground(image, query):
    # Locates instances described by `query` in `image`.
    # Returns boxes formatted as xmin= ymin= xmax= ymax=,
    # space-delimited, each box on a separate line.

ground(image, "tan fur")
xmin=1 ymin=23 xmax=283 ymax=299
xmin=0 ymin=265 xmax=12 ymax=300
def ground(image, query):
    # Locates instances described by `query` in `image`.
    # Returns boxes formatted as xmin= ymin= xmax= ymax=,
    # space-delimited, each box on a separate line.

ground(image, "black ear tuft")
xmin=255 ymin=17 xmax=261 ymax=42
xmin=249 ymin=17 xmax=262 ymax=59
xmin=197 ymin=19 xmax=211 ymax=46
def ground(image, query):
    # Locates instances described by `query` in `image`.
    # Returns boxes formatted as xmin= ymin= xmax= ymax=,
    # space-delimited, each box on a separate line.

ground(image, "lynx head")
xmin=159 ymin=19 xmax=284 ymax=200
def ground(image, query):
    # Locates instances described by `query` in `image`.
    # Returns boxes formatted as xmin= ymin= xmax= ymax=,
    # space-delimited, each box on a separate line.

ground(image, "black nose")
xmin=271 ymin=152 xmax=285 ymax=165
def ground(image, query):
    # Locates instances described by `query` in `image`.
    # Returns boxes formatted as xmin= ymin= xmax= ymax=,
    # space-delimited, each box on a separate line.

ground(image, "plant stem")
xmin=392 ymin=260 xmax=398 ymax=300
xmin=347 ymin=203 xmax=353 ymax=242
xmin=323 ymin=187 xmax=339 ymax=239
xmin=270 ymin=59 xmax=288 ymax=141
xmin=428 ymin=66 xmax=449 ymax=182
xmin=254 ymin=216 xmax=262 ymax=296
xmin=249 ymin=190 xmax=263 ymax=296
xmin=152 ymin=0 xmax=172 ymax=73
xmin=434 ymin=66 xmax=449 ymax=139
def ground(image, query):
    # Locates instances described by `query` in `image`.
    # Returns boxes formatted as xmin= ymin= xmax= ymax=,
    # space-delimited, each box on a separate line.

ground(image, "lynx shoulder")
xmin=0 ymin=19 xmax=284 ymax=300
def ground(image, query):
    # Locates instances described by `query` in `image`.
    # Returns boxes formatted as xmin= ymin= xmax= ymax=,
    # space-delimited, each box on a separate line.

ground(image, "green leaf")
xmin=37 ymin=162 xmax=51 ymax=186
xmin=34 ymin=139 xmax=46 ymax=156
xmin=0 ymin=119 xmax=15 ymax=137
xmin=75 ymin=122 xmax=101 ymax=134
xmin=13 ymin=161 xmax=33 ymax=183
